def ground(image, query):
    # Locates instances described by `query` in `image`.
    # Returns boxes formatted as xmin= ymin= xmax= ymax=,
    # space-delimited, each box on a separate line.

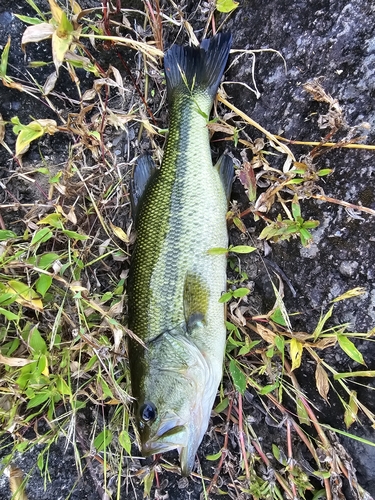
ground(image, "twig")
xmin=275 ymin=135 xmax=375 ymax=150
xmin=311 ymin=193 xmax=375 ymax=216
xmin=237 ymin=393 xmax=250 ymax=481
xmin=206 ymin=396 xmax=234 ymax=495
xmin=286 ymin=419 xmax=297 ymax=498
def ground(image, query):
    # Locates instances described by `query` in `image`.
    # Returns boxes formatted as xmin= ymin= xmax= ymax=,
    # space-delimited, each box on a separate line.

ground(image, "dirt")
xmin=1 ymin=0 xmax=375 ymax=499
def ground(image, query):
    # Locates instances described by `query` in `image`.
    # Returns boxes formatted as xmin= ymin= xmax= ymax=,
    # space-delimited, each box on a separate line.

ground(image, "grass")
xmin=0 ymin=1 xmax=375 ymax=499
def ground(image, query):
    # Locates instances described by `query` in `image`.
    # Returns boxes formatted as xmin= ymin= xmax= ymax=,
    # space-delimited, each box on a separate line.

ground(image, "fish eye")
xmin=140 ymin=402 xmax=157 ymax=423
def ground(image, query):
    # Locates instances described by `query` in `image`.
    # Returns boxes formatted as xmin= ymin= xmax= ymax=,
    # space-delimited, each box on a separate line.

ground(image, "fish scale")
xmin=127 ymin=33 xmax=232 ymax=475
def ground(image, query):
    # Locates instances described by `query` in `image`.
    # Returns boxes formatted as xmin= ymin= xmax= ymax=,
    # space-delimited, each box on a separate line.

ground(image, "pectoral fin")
xmin=183 ymin=273 xmax=209 ymax=335
xmin=215 ymin=154 xmax=234 ymax=200
xmin=130 ymin=155 xmax=157 ymax=221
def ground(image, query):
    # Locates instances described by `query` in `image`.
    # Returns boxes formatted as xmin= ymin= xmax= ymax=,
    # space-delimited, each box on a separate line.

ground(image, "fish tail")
xmin=164 ymin=33 xmax=232 ymax=102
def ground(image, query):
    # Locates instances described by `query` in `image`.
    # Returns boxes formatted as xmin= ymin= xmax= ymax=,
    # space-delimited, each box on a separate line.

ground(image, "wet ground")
xmin=1 ymin=0 xmax=375 ymax=499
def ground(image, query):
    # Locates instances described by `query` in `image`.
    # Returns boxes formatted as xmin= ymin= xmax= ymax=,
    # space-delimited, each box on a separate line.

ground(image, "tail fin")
xmin=164 ymin=33 xmax=232 ymax=103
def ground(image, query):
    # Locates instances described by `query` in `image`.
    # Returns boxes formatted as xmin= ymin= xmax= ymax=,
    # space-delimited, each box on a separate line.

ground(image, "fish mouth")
xmin=141 ymin=411 xmax=207 ymax=476
xmin=142 ymin=423 xmax=200 ymax=476
xmin=141 ymin=419 xmax=188 ymax=456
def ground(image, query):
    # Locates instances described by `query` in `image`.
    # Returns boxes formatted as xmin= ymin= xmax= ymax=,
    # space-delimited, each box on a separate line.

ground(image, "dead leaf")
xmin=43 ymin=71 xmax=58 ymax=95
xmin=237 ymin=161 xmax=257 ymax=202
xmin=49 ymin=0 xmax=63 ymax=23
xmin=8 ymin=465 xmax=28 ymax=500
xmin=110 ymin=222 xmax=129 ymax=243
xmin=344 ymin=391 xmax=358 ymax=428
xmin=109 ymin=65 xmax=125 ymax=97
xmin=0 ymin=354 xmax=33 ymax=367
xmin=21 ymin=23 xmax=54 ymax=45
xmin=256 ymin=323 xmax=276 ymax=344
xmin=315 ymin=363 xmax=330 ymax=401
xmin=0 ymin=113 xmax=5 ymax=143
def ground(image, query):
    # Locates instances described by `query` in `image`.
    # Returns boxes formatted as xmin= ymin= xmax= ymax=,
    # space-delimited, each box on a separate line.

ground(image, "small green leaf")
xmin=0 ymin=37 xmax=11 ymax=78
xmin=317 ymin=169 xmax=332 ymax=176
xmin=303 ymin=220 xmax=319 ymax=229
xmin=270 ymin=307 xmax=287 ymax=326
xmin=272 ymin=444 xmax=281 ymax=461
xmin=259 ymin=382 xmax=279 ymax=395
xmin=62 ymin=230 xmax=89 ymax=241
xmin=219 ymin=291 xmax=232 ymax=303
xmin=38 ymin=252 xmax=61 ymax=269
xmin=38 ymin=213 xmax=63 ymax=228
xmin=225 ymin=321 xmax=237 ymax=331
xmin=207 ymin=247 xmax=228 ymax=255
xmin=274 ymin=335 xmax=285 ymax=353
xmin=37 ymin=452 xmax=44 ymax=473
xmin=313 ymin=305 xmax=333 ymax=340
xmin=0 ymin=307 xmax=19 ymax=320
xmin=99 ymin=378 xmax=114 ymax=399
xmin=229 ymin=358 xmax=246 ymax=394
xmin=49 ymin=171 xmax=62 ymax=183
xmin=142 ymin=470 xmax=154 ymax=499
xmin=292 ymin=197 xmax=301 ymax=219
xmin=14 ymin=14 xmax=43 ymax=24
xmin=287 ymin=178 xmax=305 ymax=184
xmin=119 ymin=430 xmax=132 ymax=454
xmin=27 ymin=391 xmax=50 ymax=409
xmin=230 ymin=245 xmax=256 ymax=254
xmin=296 ymin=397 xmax=310 ymax=426
xmin=0 ymin=230 xmax=17 ymax=240
xmin=233 ymin=216 xmax=247 ymax=233
xmin=56 ymin=376 xmax=72 ymax=396
xmin=216 ymin=0 xmax=239 ymax=13
xmin=86 ymin=355 xmax=98 ymax=370
xmin=232 ymin=287 xmax=250 ymax=298
xmin=214 ymin=397 xmax=229 ymax=413
xmin=313 ymin=472 xmax=331 ymax=480
xmin=94 ymin=429 xmax=113 ymax=452
xmin=31 ymin=227 xmax=53 ymax=246
xmin=238 ymin=343 xmax=251 ymax=355
xmin=337 ymin=335 xmax=365 ymax=365
xmin=206 ymin=450 xmax=222 ymax=461
xmin=29 ymin=327 xmax=47 ymax=354
xmin=344 ymin=390 xmax=358 ymax=428
xmin=88 ymin=130 xmax=100 ymax=140
xmin=299 ymin=227 xmax=313 ymax=246
xmin=35 ymin=274 xmax=52 ymax=297
xmin=0 ymin=293 xmax=17 ymax=306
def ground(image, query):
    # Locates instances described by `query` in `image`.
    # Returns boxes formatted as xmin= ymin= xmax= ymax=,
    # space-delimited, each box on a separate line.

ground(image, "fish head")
xmin=134 ymin=332 xmax=221 ymax=475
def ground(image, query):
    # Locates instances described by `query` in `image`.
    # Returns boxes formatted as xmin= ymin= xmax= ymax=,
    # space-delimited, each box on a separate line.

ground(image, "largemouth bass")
xmin=127 ymin=33 xmax=232 ymax=476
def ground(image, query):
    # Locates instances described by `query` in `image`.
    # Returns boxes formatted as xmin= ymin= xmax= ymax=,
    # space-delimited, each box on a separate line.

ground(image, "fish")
xmin=127 ymin=32 xmax=233 ymax=476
